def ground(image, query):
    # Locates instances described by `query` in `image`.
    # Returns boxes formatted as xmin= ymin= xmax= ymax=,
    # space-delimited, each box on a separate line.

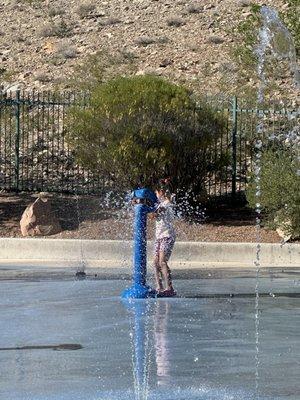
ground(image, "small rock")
xmin=2 ymin=81 xmax=24 ymax=93
xmin=94 ymin=11 xmax=106 ymax=17
xmin=204 ymin=4 xmax=215 ymax=10
xmin=136 ymin=70 xmax=146 ymax=76
xmin=159 ymin=58 xmax=173 ymax=67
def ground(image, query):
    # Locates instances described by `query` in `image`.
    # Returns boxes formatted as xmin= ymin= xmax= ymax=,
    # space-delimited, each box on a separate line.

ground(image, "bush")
xmin=69 ymin=50 xmax=138 ymax=90
xmin=167 ymin=17 xmax=185 ymax=27
xmin=206 ymin=36 xmax=225 ymax=44
xmin=76 ymin=3 xmax=96 ymax=18
xmin=56 ymin=42 xmax=78 ymax=59
xmin=99 ymin=17 xmax=121 ymax=26
xmin=21 ymin=0 xmax=42 ymax=5
xmin=48 ymin=7 xmax=65 ymax=17
xmin=66 ymin=75 xmax=227 ymax=197
xmin=135 ymin=36 xmax=157 ymax=47
xmin=247 ymin=148 xmax=300 ymax=238
xmin=187 ymin=5 xmax=203 ymax=14
xmin=39 ymin=19 xmax=73 ymax=38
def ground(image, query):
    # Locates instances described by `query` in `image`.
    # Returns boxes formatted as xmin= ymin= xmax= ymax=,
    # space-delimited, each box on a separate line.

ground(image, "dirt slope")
xmin=0 ymin=0 xmax=290 ymax=97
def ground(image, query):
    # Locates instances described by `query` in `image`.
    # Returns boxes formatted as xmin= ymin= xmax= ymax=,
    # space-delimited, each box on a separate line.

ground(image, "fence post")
xmin=231 ymin=96 xmax=238 ymax=199
xmin=14 ymin=90 xmax=21 ymax=191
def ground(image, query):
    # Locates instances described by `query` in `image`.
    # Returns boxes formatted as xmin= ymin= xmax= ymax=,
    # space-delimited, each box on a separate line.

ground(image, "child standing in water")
xmin=152 ymin=180 xmax=176 ymax=296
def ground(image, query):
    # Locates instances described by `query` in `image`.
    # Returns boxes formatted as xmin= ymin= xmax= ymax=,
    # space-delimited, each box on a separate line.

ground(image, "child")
xmin=152 ymin=179 xmax=176 ymax=296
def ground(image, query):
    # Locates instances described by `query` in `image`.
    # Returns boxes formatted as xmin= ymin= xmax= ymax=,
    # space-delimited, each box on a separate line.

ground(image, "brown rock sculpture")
xmin=20 ymin=195 xmax=61 ymax=237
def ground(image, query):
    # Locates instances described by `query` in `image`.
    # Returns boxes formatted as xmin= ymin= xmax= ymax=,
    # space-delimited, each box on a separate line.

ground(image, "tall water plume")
xmin=254 ymin=5 xmax=299 ymax=398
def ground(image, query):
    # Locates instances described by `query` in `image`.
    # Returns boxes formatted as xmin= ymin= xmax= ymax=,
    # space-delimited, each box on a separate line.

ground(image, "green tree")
xmin=66 ymin=75 xmax=227 ymax=197
xmin=247 ymin=148 xmax=300 ymax=238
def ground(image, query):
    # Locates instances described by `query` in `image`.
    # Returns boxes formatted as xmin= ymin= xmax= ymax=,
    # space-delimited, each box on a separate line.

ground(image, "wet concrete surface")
xmin=0 ymin=271 xmax=299 ymax=399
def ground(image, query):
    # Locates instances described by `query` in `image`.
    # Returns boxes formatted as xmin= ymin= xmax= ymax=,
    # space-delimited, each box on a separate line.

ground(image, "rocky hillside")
xmin=0 ymin=0 xmax=298 ymax=99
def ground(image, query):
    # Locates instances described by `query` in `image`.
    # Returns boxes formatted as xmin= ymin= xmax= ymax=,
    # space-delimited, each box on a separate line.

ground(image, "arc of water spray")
xmin=253 ymin=6 xmax=299 ymax=399
xmin=74 ymin=189 xmax=86 ymax=277
xmin=253 ymin=13 xmax=271 ymax=398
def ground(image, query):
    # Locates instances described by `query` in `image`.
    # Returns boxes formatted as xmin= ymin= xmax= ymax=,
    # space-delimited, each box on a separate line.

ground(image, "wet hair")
xmin=156 ymin=178 xmax=172 ymax=200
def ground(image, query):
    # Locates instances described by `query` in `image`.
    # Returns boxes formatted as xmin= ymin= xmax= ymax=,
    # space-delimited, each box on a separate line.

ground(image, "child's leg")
xmin=159 ymin=251 xmax=174 ymax=291
xmin=159 ymin=238 xmax=175 ymax=291
xmin=153 ymin=240 xmax=163 ymax=291
xmin=154 ymin=255 xmax=164 ymax=291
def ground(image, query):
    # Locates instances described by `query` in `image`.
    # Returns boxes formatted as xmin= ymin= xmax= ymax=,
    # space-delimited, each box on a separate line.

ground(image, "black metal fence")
xmin=0 ymin=90 xmax=298 ymax=197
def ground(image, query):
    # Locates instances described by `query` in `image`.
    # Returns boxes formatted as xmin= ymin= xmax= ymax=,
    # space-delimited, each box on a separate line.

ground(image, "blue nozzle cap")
xmin=132 ymin=188 xmax=158 ymax=207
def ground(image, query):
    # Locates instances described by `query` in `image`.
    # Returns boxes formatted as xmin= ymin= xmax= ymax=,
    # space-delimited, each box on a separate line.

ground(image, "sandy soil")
xmin=0 ymin=192 xmax=285 ymax=243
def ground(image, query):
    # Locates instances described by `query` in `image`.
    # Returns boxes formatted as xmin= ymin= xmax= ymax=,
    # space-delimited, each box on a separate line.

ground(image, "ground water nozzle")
xmin=121 ymin=188 xmax=158 ymax=299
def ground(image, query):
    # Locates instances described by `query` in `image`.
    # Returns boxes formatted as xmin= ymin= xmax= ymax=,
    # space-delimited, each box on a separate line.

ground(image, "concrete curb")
xmin=0 ymin=238 xmax=299 ymax=266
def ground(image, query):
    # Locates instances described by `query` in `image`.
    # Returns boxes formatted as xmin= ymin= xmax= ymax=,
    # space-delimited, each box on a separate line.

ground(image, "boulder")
xmin=276 ymin=226 xmax=292 ymax=243
xmin=20 ymin=195 xmax=61 ymax=237
xmin=274 ymin=215 xmax=292 ymax=243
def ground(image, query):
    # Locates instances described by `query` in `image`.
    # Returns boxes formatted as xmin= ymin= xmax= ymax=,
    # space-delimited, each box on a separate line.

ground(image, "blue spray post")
xmin=122 ymin=188 xmax=158 ymax=299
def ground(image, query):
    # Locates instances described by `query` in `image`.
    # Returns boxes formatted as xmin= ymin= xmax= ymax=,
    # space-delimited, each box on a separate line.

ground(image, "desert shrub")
xmin=207 ymin=36 xmax=225 ymax=44
xmin=76 ymin=3 xmax=96 ymax=18
xmin=39 ymin=19 xmax=73 ymax=38
xmin=99 ymin=17 xmax=121 ymax=26
xmin=21 ymin=0 xmax=42 ymax=5
xmin=48 ymin=7 xmax=65 ymax=17
xmin=187 ymin=4 xmax=203 ymax=14
xmin=167 ymin=17 xmax=185 ymax=27
xmin=157 ymin=36 xmax=169 ymax=44
xmin=56 ymin=42 xmax=78 ymax=59
xmin=134 ymin=36 xmax=169 ymax=47
xmin=135 ymin=36 xmax=157 ymax=46
xmin=247 ymin=148 xmax=300 ymax=238
xmin=66 ymin=75 xmax=227 ymax=197
xmin=69 ymin=50 xmax=138 ymax=90
xmin=34 ymin=72 xmax=51 ymax=83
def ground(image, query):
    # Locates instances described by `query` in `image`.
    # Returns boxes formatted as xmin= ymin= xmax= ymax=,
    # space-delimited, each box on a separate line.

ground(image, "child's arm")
xmin=148 ymin=203 xmax=165 ymax=219
xmin=155 ymin=202 xmax=167 ymax=212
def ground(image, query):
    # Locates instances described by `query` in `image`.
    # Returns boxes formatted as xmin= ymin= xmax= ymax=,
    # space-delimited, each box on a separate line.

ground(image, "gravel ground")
xmin=0 ymin=192 xmax=285 ymax=243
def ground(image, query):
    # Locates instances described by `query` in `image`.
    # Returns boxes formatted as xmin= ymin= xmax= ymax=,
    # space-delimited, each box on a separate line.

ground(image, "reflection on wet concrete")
xmin=182 ymin=292 xmax=300 ymax=299
xmin=0 ymin=278 xmax=299 ymax=399
xmin=154 ymin=301 xmax=171 ymax=388
xmin=0 ymin=344 xmax=82 ymax=351
xmin=123 ymin=299 xmax=173 ymax=395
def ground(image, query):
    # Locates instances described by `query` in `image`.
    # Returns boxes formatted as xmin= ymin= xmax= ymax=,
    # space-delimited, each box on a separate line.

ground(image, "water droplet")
xmin=255 ymin=140 xmax=263 ymax=149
